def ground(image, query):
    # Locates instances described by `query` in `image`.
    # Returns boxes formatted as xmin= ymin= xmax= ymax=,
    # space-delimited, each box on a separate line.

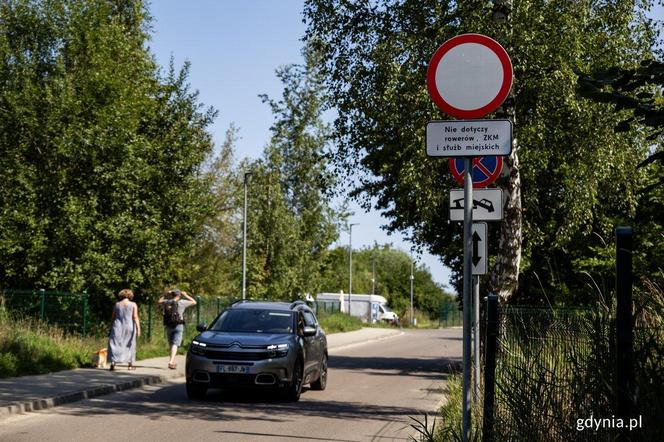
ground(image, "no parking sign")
xmin=449 ymin=156 xmax=503 ymax=188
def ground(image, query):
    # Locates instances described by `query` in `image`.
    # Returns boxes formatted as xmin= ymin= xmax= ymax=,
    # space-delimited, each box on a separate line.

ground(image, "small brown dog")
xmin=92 ymin=348 xmax=108 ymax=369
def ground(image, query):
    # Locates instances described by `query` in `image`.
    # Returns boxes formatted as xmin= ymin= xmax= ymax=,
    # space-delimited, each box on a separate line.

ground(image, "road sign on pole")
xmin=427 ymin=33 xmax=512 ymax=442
xmin=471 ymin=223 xmax=488 ymax=275
xmin=461 ymin=157 xmax=473 ymax=442
xmin=450 ymin=188 xmax=503 ymax=221
xmin=449 ymin=156 xmax=503 ymax=188
xmin=427 ymin=34 xmax=513 ymax=119
xmin=426 ymin=119 xmax=512 ymax=157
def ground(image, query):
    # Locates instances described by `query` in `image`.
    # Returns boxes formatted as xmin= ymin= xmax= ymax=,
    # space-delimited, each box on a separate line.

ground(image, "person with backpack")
xmin=158 ymin=288 xmax=196 ymax=369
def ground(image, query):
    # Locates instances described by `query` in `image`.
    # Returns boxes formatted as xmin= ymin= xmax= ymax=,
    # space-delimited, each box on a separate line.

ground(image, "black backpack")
xmin=163 ymin=301 xmax=184 ymax=327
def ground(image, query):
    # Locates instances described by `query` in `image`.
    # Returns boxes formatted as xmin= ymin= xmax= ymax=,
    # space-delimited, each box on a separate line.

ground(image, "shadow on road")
xmin=48 ymin=352 xmax=461 ymax=425
xmin=43 ymin=330 xmax=462 ymax=428
xmin=50 ymin=382 xmax=429 ymax=424
xmin=329 ymin=354 xmax=462 ymax=378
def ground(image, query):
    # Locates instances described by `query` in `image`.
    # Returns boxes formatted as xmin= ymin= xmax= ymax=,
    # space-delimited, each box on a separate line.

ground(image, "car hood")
xmin=196 ymin=331 xmax=294 ymax=347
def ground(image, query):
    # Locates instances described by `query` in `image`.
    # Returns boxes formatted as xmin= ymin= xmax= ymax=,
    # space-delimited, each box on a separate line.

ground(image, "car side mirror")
xmin=303 ymin=325 xmax=317 ymax=337
xmin=196 ymin=323 xmax=207 ymax=332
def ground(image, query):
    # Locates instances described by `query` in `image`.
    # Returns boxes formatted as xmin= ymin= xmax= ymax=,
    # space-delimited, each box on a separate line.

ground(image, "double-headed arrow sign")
xmin=472 ymin=223 xmax=487 ymax=275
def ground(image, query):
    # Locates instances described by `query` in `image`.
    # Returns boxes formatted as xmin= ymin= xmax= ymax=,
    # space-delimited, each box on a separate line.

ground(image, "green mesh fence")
xmin=314 ymin=300 xmax=341 ymax=317
xmin=492 ymin=307 xmax=611 ymax=441
xmin=439 ymin=301 xmax=462 ymax=327
xmin=0 ymin=289 xmax=89 ymax=335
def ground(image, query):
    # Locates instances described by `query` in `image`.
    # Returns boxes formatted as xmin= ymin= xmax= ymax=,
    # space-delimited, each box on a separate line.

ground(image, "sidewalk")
xmin=0 ymin=327 xmax=402 ymax=421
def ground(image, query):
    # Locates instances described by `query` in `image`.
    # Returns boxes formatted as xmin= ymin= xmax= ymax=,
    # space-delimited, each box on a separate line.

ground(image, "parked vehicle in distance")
xmin=316 ymin=293 xmax=399 ymax=324
xmin=185 ymin=300 xmax=328 ymax=401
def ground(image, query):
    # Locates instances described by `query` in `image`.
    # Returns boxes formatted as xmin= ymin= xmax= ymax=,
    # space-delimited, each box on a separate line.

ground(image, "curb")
xmin=0 ymin=369 xmax=183 ymax=421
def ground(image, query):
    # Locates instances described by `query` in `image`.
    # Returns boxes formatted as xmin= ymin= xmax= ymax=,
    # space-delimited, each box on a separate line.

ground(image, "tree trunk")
xmin=488 ymin=0 xmax=521 ymax=302
xmin=488 ymin=143 xmax=522 ymax=302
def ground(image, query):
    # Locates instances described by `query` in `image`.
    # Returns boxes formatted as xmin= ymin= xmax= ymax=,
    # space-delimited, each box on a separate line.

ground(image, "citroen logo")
xmin=230 ymin=342 xmax=241 ymax=349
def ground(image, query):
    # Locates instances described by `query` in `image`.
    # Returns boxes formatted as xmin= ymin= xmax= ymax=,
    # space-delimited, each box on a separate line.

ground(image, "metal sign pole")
xmin=462 ymin=157 xmax=473 ymax=442
xmin=474 ymin=274 xmax=480 ymax=402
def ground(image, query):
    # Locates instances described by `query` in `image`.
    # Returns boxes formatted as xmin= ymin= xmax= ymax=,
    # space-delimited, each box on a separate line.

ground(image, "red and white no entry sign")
xmin=427 ymin=34 xmax=512 ymax=119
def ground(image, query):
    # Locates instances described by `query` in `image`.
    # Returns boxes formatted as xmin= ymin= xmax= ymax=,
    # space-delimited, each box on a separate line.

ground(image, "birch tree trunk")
xmin=488 ymin=0 xmax=521 ymax=302
xmin=489 ymin=140 xmax=521 ymax=302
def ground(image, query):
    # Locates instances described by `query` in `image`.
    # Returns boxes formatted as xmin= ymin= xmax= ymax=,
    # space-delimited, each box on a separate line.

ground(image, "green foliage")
xmin=409 ymin=413 xmax=437 ymax=442
xmin=577 ymin=59 xmax=664 ymax=191
xmin=244 ymin=46 xmax=340 ymax=300
xmin=0 ymin=314 xmax=97 ymax=378
xmin=303 ymin=0 xmax=659 ymax=304
xmin=0 ymin=0 xmax=215 ymax=310
xmin=172 ymin=125 xmax=243 ymax=298
xmin=317 ymin=311 xmax=363 ymax=334
xmin=428 ymin=375 xmax=481 ymax=442
xmin=319 ymin=244 xmax=453 ymax=318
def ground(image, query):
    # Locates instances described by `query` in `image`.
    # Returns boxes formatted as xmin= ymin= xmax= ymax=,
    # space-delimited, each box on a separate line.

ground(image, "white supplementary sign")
xmin=426 ymin=119 xmax=512 ymax=157
xmin=449 ymin=188 xmax=503 ymax=221
xmin=472 ymin=223 xmax=488 ymax=275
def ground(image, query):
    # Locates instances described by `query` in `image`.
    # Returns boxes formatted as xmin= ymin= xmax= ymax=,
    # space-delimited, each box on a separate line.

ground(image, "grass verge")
xmin=0 ymin=310 xmax=363 ymax=378
xmin=317 ymin=312 xmax=364 ymax=334
xmin=0 ymin=314 xmax=101 ymax=378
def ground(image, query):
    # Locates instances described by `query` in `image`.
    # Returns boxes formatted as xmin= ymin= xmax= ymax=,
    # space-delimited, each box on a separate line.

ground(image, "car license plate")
xmin=216 ymin=364 xmax=249 ymax=374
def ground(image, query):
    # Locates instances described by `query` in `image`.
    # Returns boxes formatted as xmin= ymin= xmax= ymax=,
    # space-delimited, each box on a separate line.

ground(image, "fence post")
xmin=82 ymin=292 xmax=88 ymax=336
xmin=39 ymin=289 xmax=45 ymax=321
xmin=615 ymin=226 xmax=635 ymax=437
xmin=196 ymin=296 xmax=201 ymax=325
xmin=482 ymin=293 xmax=498 ymax=442
xmin=216 ymin=297 xmax=221 ymax=316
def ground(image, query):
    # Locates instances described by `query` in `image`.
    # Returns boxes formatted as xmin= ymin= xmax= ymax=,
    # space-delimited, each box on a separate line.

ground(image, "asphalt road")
xmin=0 ymin=328 xmax=462 ymax=442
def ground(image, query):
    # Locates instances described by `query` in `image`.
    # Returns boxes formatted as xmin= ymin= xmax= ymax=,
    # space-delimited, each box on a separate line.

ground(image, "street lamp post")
xmin=371 ymin=256 xmax=376 ymax=295
xmin=410 ymin=258 xmax=414 ymax=326
xmin=348 ymin=223 xmax=358 ymax=316
xmin=242 ymin=172 xmax=252 ymax=300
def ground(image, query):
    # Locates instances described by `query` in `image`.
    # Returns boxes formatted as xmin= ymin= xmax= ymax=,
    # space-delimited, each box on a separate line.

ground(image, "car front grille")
xmin=204 ymin=350 xmax=270 ymax=361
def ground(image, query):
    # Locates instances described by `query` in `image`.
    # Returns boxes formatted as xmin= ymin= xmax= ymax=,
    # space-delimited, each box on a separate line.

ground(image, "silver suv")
xmin=185 ymin=300 xmax=328 ymax=401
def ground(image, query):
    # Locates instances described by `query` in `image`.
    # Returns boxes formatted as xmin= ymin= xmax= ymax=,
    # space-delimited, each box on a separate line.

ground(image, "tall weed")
xmin=0 ymin=314 xmax=102 ymax=378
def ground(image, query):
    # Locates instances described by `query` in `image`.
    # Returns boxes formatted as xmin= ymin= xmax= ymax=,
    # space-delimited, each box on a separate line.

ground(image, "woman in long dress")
xmin=108 ymin=289 xmax=141 ymax=370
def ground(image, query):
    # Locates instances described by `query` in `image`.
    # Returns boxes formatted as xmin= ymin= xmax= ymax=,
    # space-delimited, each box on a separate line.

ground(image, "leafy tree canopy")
xmin=0 ymin=0 xmax=215 ymax=306
xmin=577 ymin=59 xmax=664 ymax=192
xmin=304 ymin=0 xmax=659 ymax=304
xmin=319 ymin=243 xmax=453 ymax=317
xmin=244 ymin=46 xmax=341 ymax=300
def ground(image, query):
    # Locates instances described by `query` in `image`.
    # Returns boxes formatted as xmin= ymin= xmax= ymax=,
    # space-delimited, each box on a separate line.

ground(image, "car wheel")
xmin=186 ymin=381 xmax=207 ymax=400
xmin=285 ymin=359 xmax=303 ymax=401
xmin=310 ymin=354 xmax=327 ymax=391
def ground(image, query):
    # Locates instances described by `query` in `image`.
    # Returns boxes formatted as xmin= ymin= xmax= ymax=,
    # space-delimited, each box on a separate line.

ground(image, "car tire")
xmin=186 ymin=381 xmax=207 ymax=400
xmin=310 ymin=354 xmax=327 ymax=391
xmin=285 ymin=359 xmax=303 ymax=402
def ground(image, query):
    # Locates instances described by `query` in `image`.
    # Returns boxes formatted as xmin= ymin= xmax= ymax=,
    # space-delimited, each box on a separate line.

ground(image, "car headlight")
xmin=266 ymin=343 xmax=289 ymax=358
xmin=190 ymin=340 xmax=207 ymax=355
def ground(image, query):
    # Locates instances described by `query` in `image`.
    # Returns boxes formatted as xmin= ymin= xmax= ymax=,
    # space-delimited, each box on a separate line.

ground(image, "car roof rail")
xmin=289 ymin=300 xmax=307 ymax=309
xmin=230 ymin=299 xmax=251 ymax=306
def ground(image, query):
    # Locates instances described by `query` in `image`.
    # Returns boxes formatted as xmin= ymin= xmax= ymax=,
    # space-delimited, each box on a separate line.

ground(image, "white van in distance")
xmin=316 ymin=293 xmax=399 ymax=324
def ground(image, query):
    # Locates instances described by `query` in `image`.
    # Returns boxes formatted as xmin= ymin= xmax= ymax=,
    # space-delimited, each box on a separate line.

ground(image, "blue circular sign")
xmin=449 ymin=156 xmax=503 ymax=188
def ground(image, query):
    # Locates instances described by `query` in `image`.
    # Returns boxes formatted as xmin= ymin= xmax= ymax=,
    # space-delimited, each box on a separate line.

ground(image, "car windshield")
xmin=382 ymin=305 xmax=393 ymax=313
xmin=210 ymin=309 xmax=294 ymax=334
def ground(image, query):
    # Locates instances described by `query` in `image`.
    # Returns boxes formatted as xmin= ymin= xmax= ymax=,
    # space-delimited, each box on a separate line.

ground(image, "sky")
xmin=146 ymin=0 xmax=454 ymax=289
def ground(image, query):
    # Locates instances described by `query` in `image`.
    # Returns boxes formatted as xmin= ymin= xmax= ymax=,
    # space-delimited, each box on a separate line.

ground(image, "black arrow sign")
xmin=472 ymin=231 xmax=482 ymax=267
